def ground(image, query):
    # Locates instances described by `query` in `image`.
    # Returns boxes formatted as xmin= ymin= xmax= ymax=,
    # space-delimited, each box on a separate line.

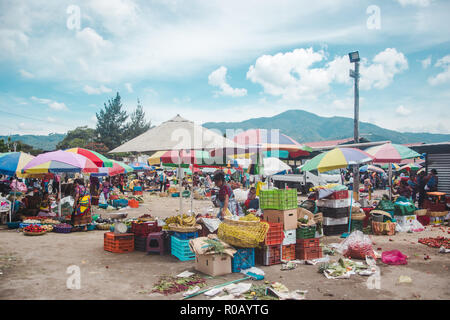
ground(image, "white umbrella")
xmin=110 ymin=115 xmax=245 ymax=213
xmin=262 ymin=157 xmax=292 ymax=176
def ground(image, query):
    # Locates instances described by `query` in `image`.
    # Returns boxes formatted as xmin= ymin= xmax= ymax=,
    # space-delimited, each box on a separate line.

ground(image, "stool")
xmin=146 ymin=232 xmax=165 ymax=255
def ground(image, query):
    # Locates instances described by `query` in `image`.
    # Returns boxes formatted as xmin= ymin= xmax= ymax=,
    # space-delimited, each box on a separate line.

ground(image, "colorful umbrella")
xmin=112 ymin=160 xmax=134 ymax=173
xmin=232 ymin=129 xmax=312 ymax=157
xmin=0 ymin=152 xmax=35 ymax=177
xmin=160 ymin=150 xmax=210 ymax=165
xmin=398 ymin=163 xmax=422 ymax=172
xmin=91 ymin=161 xmax=126 ymax=176
xmin=379 ymin=163 xmax=400 ymax=170
xmin=364 ymin=143 xmax=420 ymax=163
xmin=147 ymin=151 xmax=167 ymax=166
xmin=66 ymin=148 xmax=113 ymax=167
xmin=301 ymin=148 xmax=374 ymax=173
xmin=22 ymin=150 xmax=99 ymax=174
xmin=359 ymin=165 xmax=385 ymax=174
xmin=129 ymin=162 xmax=153 ymax=171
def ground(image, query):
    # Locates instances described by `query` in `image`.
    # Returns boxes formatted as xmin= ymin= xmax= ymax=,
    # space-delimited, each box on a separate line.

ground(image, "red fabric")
xmin=381 ymin=250 xmax=408 ymax=265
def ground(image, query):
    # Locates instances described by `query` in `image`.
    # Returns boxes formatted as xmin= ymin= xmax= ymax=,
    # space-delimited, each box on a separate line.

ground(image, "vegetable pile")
xmin=151 ymin=275 xmax=206 ymax=295
xmin=23 ymin=225 xmax=46 ymax=233
xmin=418 ymin=237 xmax=449 ymax=249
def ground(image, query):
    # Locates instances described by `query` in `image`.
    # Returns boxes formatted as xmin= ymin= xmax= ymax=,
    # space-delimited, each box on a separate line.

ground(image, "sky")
xmin=0 ymin=0 xmax=449 ymax=137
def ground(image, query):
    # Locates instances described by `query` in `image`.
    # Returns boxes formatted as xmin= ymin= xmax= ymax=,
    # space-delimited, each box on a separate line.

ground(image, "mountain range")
xmin=2 ymin=110 xmax=449 ymax=151
xmin=203 ymin=110 xmax=450 ymax=145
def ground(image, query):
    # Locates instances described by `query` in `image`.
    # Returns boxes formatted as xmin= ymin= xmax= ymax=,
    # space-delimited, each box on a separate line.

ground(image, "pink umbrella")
xmin=22 ymin=150 xmax=98 ymax=174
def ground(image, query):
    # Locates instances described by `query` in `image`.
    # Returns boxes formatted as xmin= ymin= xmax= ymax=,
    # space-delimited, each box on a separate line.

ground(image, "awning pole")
xmin=179 ymin=150 xmax=182 ymax=214
xmin=388 ymin=163 xmax=393 ymax=201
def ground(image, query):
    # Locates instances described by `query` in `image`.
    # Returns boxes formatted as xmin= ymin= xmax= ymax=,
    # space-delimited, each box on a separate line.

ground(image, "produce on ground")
xmin=418 ymin=237 xmax=449 ymax=249
xmin=151 ymin=275 xmax=207 ymax=295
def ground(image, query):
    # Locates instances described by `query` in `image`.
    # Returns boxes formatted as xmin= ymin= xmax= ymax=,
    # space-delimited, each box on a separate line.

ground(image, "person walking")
xmin=159 ymin=171 xmax=167 ymax=192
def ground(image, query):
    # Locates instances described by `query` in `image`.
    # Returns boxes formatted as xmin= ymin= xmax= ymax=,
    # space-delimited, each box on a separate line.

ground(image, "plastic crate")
xmin=104 ymin=232 xmax=134 ymax=253
xmin=296 ymin=238 xmax=320 ymax=249
xmin=172 ymin=231 xmax=198 ymax=240
xmin=259 ymin=189 xmax=298 ymax=210
xmin=296 ymin=226 xmax=316 ymax=239
xmin=231 ymin=248 xmax=255 ymax=273
xmin=323 ymin=216 xmax=349 ymax=226
xmin=131 ymin=221 xmax=161 ymax=237
xmin=134 ymin=235 xmax=148 ymax=252
xmin=317 ymin=198 xmax=351 ymax=209
xmin=255 ymin=245 xmax=281 ymax=266
xmin=171 ymin=235 xmax=195 ymax=261
xmin=282 ymin=229 xmax=296 ymax=245
xmin=263 ymin=222 xmax=284 ymax=245
xmin=281 ymin=244 xmax=296 ymax=261
xmin=350 ymin=220 xmax=364 ymax=232
xmin=430 ymin=216 xmax=444 ymax=225
xmin=325 ymin=190 xmax=349 ymax=200
xmin=171 ymin=193 xmax=180 ymax=197
xmin=319 ymin=207 xmax=350 ymax=218
xmin=296 ymin=246 xmax=322 ymax=260
xmin=323 ymin=224 xmax=348 ymax=236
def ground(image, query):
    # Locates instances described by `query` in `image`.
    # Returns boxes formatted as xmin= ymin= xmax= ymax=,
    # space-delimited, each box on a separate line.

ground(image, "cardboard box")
xmin=195 ymin=254 xmax=232 ymax=276
xmin=263 ymin=209 xmax=297 ymax=230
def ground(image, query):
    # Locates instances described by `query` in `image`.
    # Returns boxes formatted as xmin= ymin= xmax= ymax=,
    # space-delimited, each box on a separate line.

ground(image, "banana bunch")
xmin=239 ymin=213 xmax=259 ymax=222
xmin=177 ymin=214 xmax=196 ymax=227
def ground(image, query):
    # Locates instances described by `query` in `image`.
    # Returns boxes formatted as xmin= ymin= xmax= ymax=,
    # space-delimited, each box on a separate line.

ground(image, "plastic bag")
xmin=339 ymin=230 xmax=376 ymax=259
xmin=381 ymin=250 xmax=407 ymax=265
xmin=99 ymin=192 xmax=106 ymax=205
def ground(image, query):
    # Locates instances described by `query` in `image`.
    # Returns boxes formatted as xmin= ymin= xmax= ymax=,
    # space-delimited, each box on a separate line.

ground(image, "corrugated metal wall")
xmin=427 ymin=153 xmax=450 ymax=195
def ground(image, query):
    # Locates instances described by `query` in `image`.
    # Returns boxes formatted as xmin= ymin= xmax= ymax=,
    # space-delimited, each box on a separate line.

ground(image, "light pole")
xmin=349 ymin=51 xmax=360 ymax=201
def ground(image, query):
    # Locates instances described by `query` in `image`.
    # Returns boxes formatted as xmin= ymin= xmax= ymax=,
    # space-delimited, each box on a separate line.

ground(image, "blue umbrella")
xmin=129 ymin=162 xmax=154 ymax=171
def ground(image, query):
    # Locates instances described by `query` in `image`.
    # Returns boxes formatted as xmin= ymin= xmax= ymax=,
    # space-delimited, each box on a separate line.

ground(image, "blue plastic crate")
xmin=171 ymin=236 xmax=195 ymax=261
xmin=231 ymin=248 xmax=255 ymax=273
xmin=173 ymin=231 xmax=198 ymax=240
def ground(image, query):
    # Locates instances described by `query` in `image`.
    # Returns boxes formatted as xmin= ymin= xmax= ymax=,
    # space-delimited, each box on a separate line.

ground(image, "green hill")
xmin=203 ymin=110 xmax=450 ymax=144
xmin=0 ymin=133 xmax=66 ymax=151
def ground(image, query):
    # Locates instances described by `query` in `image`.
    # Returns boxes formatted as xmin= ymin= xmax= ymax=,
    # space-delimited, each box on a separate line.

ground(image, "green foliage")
xmin=96 ymin=92 xmax=129 ymax=150
xmin=0 ymin=133 xmax=65 ymax=151
xmin=56 ymin=126 xmax=97 ymax=150
xmin=0 ymin=138 xmax=43 ymax=155
xmin=124 ymin=99 xmax=151 ymax=141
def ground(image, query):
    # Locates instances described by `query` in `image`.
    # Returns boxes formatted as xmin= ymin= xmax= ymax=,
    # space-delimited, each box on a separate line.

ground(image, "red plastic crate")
xmin=296 ymin=238 xmax=320 ymax=249
xmin=281 ymin=244 xmax=296 ymax=261
xmin=263 ymin=222 xmax=284 ymax=245
xmin=295 ymin=246 xmax=322 ymax=260
xmin=131 ymin=221 xmax=161 ymax=237
xmin=326 ymin=190 xmax=349 ymax=200
xmin=104 ymin=232 xmax=134 ymax=253
xmin=255 ymin=245 xmax=281 ymax=266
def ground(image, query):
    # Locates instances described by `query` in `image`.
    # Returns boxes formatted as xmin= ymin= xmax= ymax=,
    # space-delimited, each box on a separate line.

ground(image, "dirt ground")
xmin=0 ymin=192 xmax=449 ymax=300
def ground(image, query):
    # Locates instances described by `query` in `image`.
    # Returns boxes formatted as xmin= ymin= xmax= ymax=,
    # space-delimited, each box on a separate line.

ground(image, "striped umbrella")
xmin=22 ymin=150 xmax=98 ymax=174
xmin=364 ymin=143 xmax=420 ymax=163
xmin=398 ymin=163 xmax=422 ymax=172
xmin=0 ymin=152 xmax=35 ymax=177
xmin=112 ymin=160 xmax=134 ymax=173
xmin=360 ymin=165 xmax=385 ymax=174
xmin=379 ymin=163 xmax=400 ymax=170
xmin=130 ymin=162 xmax=153 ymax=171
xmin=301 ymin=148 xmax=374 ymax=173
xmin=91 ymin=161 xmax=128 ymax=176
xmin=66 ymin=148 xmax=113 ymax=167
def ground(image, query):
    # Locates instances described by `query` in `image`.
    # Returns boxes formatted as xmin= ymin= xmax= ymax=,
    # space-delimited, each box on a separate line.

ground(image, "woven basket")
xmin=351 ymin=213 xmax=366 ymax=221
xmin=168 ymin=223 xmax=202 ymax=232
xmin=96 ymin=223 xmax=113 ymax=230
xmin=24 ymin=230 xmax=47 ymax=236
xmin=429 ymin=211 xmax=448 ymax=217
xmin=41 ymin=225 xmax=54 ymax=232
xmin=217 ymin=221 xmax=269 ymax=248
xmin=223 ymin=216 xmax=260 ymax=227
xmin=414 ymin=209 xmax=428 ymax=216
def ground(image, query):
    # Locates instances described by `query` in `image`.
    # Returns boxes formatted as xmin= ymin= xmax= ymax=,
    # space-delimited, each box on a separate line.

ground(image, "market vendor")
xmin=213 ymin=170 xmax=243 ymax=220
xmin=100 ymin=178 xmax=111 ymax=202
xmin=391 ymin=179 xmax=413 ymax=199
xmin=244 ymin=187 xmax=259 ymax=210
xmin=72 ymin=179 xmax=91 ymax=225
xmin=37 ymin=192 xmax=56 ymax=217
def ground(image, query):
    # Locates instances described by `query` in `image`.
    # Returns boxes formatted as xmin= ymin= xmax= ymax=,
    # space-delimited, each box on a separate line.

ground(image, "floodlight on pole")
xmin=349 ymin=50 xmax=360 ymax=201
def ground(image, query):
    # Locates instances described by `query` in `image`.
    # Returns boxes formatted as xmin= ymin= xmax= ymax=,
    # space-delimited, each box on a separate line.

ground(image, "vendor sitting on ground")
xmin=244 ymin=187 xmax=259 ymax=210
xmin=392 ymin=179 xmax=413 ymax=199
xmin=213 ymin=170 xmax=243 ymax=220
xmin=37 ymin=192 xmax=56 ymax=217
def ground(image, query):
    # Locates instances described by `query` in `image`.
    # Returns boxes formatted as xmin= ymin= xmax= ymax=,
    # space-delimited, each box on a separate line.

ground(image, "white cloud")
xmin=83 ymin=85 xmax=113 ymax=95
xmin=421 ymin=56 xmax=432 ymax=69
xmin=247 ymin=47 xmax=408 ymax=102
xmin=75 ymin=27 xmax=111 ymax=56
xmin=359 ymin=48 xmax=408 ymax=90
xmin=125 ymin=83 xmax=133 ymax=93
xmin=395 ymin=105 xmax=412 ymax=116
xmin=30 ymin=96 xmax=68 ymax=111
xmin=19 ymin=69 xmax=34 ymax=79
xmin=428 ymin=55 xmax=450 ymax=86
xmin=208 ymin=66 xmax=247 ymax=97
xmin=396 ymin=0 xmax=433 ymax=7
xmin=47 ymin=117 xmax=56 ymax=123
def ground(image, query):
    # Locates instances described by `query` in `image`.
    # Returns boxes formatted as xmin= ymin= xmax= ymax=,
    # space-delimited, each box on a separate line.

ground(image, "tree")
xmin=56 ymin=126 xmax=97 ymax=150
xmin=124 ymin=99 xmax=151 ymax=141
xmin=95 ymin=92 xmax=128 ymax=150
